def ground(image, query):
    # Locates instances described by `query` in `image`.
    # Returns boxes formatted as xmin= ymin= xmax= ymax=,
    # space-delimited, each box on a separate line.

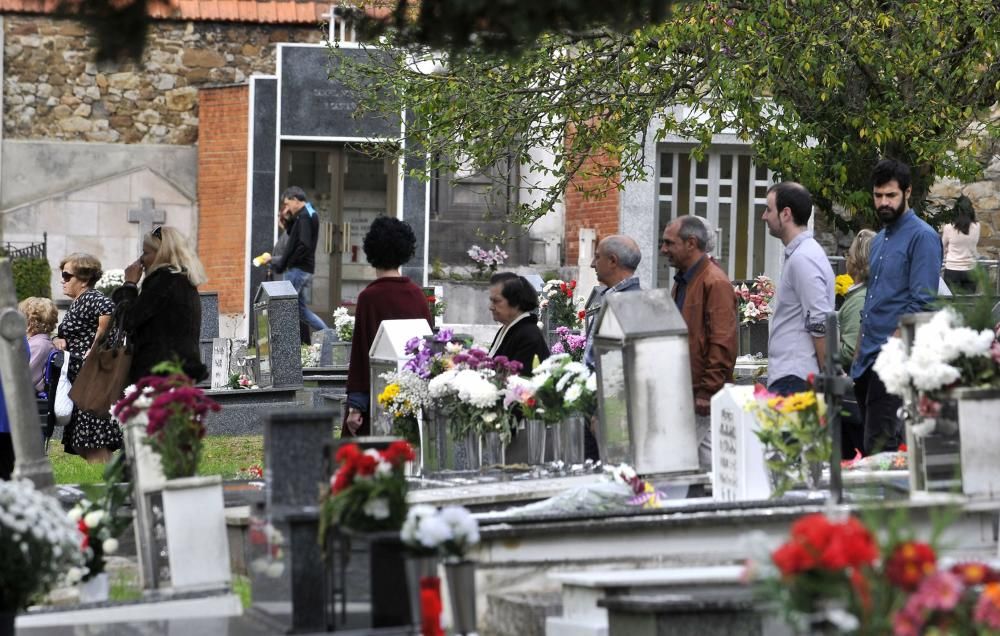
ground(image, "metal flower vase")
xmin=330 ymin=341 xmax=351 ymax=367
xmin=956 ymin=388 xmax=1000 ymax=498
xmin=480 ymin=432 xmax=506 ymax=467
xmin=454 ymin=430 xmax=481 ymax=471
xmin=404 ymin=554 xmax=439 ymax=629
xmin=78 ymin=572 xmax=110 ymax=603
xmin=444 ymin=560 xmax=477 ymax=635
xmin=738 ymin=320 xmax=769 ymax=358
xmin=550 ymin=415 xmax=586 ymax=465
xmin=525 ymin=419 xmax=547 ymax=465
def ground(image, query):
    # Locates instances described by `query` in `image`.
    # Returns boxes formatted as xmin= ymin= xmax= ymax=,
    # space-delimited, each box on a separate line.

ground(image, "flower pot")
xmin=421 ymin=409 xmax=450 ymax=474
xmin=340 ymin=530 xmax=412 ymax=629
xmin=480 ymin=432 xmax=506 ymax=467
xmin=454 ymin=431 xmax=481 ymax=472
xmin=329 ymin=341 xmax=351 ymax=367
xmin=957 ymin=388 xmax=1000 ymax=498
xmin=444 ymin=560 xmax=477 ymax=635
xmin=79 ymin=572 xmax=109 ymax=604
xmin=525 ymin=419 xmax=547 ymax=465
xmin=161 ymin=475 xmax=231 ymax=591
xmin=551 ymin=416 xmax=585 ymax=465
xmin=404 ymin=554 xmax=439 ymax=628
xmin=739 ymin=321 xmax=769 ymax=358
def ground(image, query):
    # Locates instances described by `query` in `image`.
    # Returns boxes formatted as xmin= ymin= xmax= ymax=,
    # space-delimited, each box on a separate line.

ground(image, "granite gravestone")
xmin=200 ymin=292 xmax=220 ymax=377
xmin=128 ymin=197 xmax=166 ymax=255
xmin=253 ymin=281 xmax=302 ymax=389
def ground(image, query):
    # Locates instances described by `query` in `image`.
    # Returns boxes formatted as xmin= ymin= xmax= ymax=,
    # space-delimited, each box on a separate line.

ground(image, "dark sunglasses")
xmin=60 ymin=270 xmax=76 ymax=282
xmin=152 ymin=226 xmax=162 ymax=240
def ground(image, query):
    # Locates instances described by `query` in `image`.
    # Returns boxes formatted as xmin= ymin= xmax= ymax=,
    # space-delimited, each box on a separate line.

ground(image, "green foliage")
xmin=10 ymin=257 xmax=51 ymax=302
xmin=934 ymin=268 xmax=998 ymax=330
xmin=340 ymin=0 xmax=1000 ymax=230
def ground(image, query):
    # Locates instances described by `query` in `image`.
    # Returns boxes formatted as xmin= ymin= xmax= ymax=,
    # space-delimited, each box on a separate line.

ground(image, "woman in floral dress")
xmin=52 ymin=253 xmax=122 ymax=463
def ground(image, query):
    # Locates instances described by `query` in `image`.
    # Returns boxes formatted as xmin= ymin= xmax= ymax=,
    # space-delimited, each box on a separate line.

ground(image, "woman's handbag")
xmin=51 ymin=351 xmax=74 ymax=425
xmin=69 ymin=307 xmax=132 ymax=416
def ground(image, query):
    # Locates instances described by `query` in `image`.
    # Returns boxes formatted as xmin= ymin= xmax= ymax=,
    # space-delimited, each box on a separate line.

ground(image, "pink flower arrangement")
xmin=113 ymin=370 xmax=220 ymax=479
xmin=734 ymin=275 xmax=774 ymax=324
xmin=550 ymin=325 xmax=586 ymax=362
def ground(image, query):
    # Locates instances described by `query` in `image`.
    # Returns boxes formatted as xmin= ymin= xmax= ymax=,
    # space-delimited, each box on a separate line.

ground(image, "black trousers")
xmin=943 ymin=268 xmax=977 ymax=294
xmin=854 ymin=365 xmax=903 ymax=455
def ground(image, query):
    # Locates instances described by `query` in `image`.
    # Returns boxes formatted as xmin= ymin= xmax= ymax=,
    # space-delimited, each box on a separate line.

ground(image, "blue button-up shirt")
xmin=851 ymin=210 xmax=942 ymax=378
xmin=673 ymin=256 xmax=706 ymax=310
xmin=768 ymin=230 xmax=835 ymax=384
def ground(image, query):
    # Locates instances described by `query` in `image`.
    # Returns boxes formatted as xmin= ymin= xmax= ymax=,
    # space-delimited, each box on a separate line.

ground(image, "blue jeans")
xmin=768 ymin=374 xmax=809 ymax=396
xmin=284 ymin=268 xmax=328 ymax=332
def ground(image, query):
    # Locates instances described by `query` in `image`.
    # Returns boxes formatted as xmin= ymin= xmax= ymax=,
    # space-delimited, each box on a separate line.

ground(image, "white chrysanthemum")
xmin=83 ymin=511 xmax=104 ymax=529
xmin=585 ymin=372 xmax=597 ymax=392
xmin=67 ymin=507 xmax=83 ymax=522
xmin=401 ymin=504 xmax=438 ymax=545
xmin=102 ymin=538 xmax=119 ymax=554
xmin=374 ymin=459 xmax=393 ymax=479
xmin=873 ymin=337 xmax=911 ymax=397
xmin=440 ymin=505 xmax=480 ymax=548
xmin=429 ymin=369 xmax=459 ymax=398
xmin=453 ymin=370 xmax=499 ymax=408
xmin=363 ymin=497 xmax=390 ymax=520
xmin=564 ymin=382 xmax=583 ymax=405
xmin=416 ymin=514 xmax=453 ymax=548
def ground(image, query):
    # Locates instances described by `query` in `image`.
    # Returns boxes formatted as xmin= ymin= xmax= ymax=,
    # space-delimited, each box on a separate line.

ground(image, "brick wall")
xmin=197 ymin=85 xmax=249 ymax=314
xmin=564 ymin=151 xmax=621 ymax=265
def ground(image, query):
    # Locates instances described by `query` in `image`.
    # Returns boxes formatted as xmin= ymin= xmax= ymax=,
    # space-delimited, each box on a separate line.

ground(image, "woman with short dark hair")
xmin=52 ymin=252 xmax=120 ymax=463
xmin=487 ymin=272 xmax=549 ymax=371
xmin=343 ymin=217 xmax=432 ymax=437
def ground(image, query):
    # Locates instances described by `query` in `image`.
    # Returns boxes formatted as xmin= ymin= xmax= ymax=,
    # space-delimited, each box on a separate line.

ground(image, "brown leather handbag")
xmin=69 ymin=306 xmax=132 ymax=416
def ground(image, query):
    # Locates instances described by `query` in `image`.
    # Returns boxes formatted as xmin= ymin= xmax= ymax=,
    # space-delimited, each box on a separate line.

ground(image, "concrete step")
xmin=481 ymin=590 xmax=562 ymax=636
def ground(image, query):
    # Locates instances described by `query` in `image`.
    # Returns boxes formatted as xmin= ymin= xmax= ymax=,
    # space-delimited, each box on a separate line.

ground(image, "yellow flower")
xmin=781 ymin=391 xmax=816 ymax=413
xmin=835 ymin=273 xmax=854 ymax=296
xmin=377 ymin=383 xmax=400 ymax=407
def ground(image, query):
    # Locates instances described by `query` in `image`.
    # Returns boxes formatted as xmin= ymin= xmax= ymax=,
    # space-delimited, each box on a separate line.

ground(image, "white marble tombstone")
xmin=210 ymin=338 xmax=233 ymax=389
xmin=710 ymin=385 xmax=771 ymax=502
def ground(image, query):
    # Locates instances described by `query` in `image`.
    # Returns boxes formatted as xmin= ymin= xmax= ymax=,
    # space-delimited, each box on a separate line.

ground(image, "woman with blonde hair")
xmin=114 ymin=226 xmax=208 ymax=384
xmin=53 ymin=252 xmax=120 ymax=462
xmin=839 ymin=229 xmax=875 ymax=458
xmin=18 ymin=296 xmax=58 ymax=392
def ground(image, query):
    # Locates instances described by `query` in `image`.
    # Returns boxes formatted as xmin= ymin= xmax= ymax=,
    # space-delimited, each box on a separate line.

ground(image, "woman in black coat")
xmin=487 ymin=272 xmax=549 ymax=372
xmin=114 ymin=226 xmax=208 ymax=384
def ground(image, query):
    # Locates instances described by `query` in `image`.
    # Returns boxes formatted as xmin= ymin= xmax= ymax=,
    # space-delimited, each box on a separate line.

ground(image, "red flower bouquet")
xmin=759 ymin=512 xmax=1000 ymax=635
xmin=320 ymin=441 xmax=416 ymax=533
xmin=113 ymin=365 xmax=220 ymax=479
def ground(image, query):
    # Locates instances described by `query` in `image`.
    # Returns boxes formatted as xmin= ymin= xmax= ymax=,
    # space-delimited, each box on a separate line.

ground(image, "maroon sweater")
xmin=346 ymin=276 xmax=432 ymax=395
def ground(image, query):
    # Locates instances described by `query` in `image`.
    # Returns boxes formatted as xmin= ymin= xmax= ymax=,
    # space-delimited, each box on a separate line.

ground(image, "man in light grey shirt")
xmin=762 ymin=182 xmax=835 ymax=396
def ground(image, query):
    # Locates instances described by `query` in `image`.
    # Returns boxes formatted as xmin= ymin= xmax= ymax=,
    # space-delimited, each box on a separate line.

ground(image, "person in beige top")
xmin=941 ymin=195 xmax=980 ymax=294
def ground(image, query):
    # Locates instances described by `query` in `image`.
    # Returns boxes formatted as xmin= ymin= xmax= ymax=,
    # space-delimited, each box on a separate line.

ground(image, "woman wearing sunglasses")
xmin=114 ymin=226 xmax=208 ymax=385
xmin=52 ymin=252 xmax=121 ymax=463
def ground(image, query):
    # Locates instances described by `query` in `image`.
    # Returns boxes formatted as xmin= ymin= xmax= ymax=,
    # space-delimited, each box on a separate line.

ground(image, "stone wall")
xmin=3 ymin=15 xmax=324 ymax=145
xmin=927 ymin=158 xmax=1000 ymax=259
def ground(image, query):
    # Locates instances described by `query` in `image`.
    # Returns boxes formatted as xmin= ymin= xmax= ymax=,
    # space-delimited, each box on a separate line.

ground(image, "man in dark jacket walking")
xmin=268 ymin=186 xmax=329 ymax=335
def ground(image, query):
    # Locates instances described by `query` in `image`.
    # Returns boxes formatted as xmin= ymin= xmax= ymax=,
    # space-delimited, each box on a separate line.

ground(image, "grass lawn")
xmin=50 ymin=435 xmax=265 ymax=485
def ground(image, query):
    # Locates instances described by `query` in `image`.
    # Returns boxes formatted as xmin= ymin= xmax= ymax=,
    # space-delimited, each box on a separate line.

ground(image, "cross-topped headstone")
xmin=128 ymin=197 xmax=166 ymax=254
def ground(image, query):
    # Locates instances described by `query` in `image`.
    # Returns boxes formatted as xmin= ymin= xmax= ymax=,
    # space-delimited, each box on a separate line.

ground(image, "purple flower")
xmin=555 ymin=325 xmax=570 ymax=337
xmin=551 ymin=342 xmax=565 ymax=354
xmin=434 ymin=328 xmax=454 ymax=343
xmin=405 ymin=336 xmax=423 ymax=355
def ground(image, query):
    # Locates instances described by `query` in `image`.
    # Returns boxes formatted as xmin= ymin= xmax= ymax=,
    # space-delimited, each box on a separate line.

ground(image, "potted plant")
xmin=400 ymin=504 xmax=481 ymax=636
xmin=733 ymin=274 xmax=774 ymax=358
xmin=873 ymin=306 xmax=1000 ymax=496
xmin=750 ymin=510 xmax=1000 ymax=635
xmin=0 ymin=480 xmax=87 ymax=632
xmin=466 ymin=244 xmax=508 ymax=280
xmin=506 ymin=353 xmax=596 ymax=466
xmin=68 ymin=455 xmax=131 ymax=603
xmin=745 ymin=381 xmax=830 ymax=497
xmin=113 ymin=363 xmax=230 ymax=591
xmin=378 ymin=369 xmax=432 ymax=448
xmin=427 ymin=348 xmax=520 ymax=469
xmin=321 ymin=441 xmax=417 ymax=628
xmin=331 ymin=306 xmax=354 ymax=366
xmin=539 ymin=279 xmax=583 ymax=346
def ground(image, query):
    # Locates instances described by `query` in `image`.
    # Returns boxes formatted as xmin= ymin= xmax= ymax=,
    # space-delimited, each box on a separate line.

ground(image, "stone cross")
xmin=0 ymin=259 xmax=55 ymax=489
xmin=128 ymin=197 xmax=166 ymax=255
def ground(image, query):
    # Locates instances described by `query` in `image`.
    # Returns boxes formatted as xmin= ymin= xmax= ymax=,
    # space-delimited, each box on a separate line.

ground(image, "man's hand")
xmin=694 ymin=396 xmax=711 ymax=417
xmin=345 ymin=408 xmax=364 ymax=435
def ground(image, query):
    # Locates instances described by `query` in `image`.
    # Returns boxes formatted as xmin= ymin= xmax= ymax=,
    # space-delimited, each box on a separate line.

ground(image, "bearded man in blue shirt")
xmin=850 ymin=159 xmax=942 ymax=455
